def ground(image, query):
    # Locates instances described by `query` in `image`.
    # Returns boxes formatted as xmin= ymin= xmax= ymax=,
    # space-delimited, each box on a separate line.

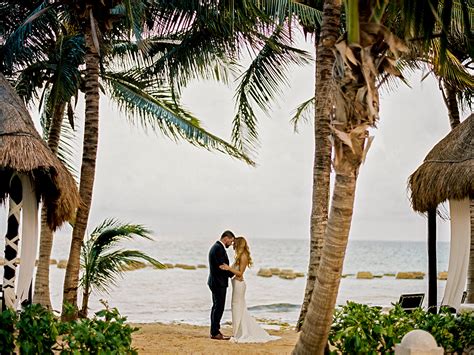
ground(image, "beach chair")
xmin=398 ymin=293 xmax=424 ymax=313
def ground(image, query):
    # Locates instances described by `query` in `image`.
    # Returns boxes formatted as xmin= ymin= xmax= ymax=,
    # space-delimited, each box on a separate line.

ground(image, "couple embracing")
xmin=207 ymin=230 xmax=279 ymax=343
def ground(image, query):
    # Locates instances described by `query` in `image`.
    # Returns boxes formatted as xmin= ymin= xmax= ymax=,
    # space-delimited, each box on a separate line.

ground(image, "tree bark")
xmin=62 ymin=21 xmax=100 ymax=320
xmin=467 ymin=198 xmax=474 ymax=303
xmin=33 ymin=102 xmax=66 ymax=308
xmin=443 ymin=82 xmax=461 ymax=129
xmin=297 ymin=0 xmax=341 ymax=330
xmin=79 ymin=284 xmax=90 ymax=318
xmin=294 ymin=149 xmax=360 ymax=354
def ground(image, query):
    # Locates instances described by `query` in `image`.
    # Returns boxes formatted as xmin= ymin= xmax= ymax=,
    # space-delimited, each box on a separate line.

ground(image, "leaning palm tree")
xmin=293 ymin=0 xmax=472 ymax=353
xmin=79 ymin=219 xmax=164 ymax=318
xmin=293 ymin=0 xmax=473 ymax=334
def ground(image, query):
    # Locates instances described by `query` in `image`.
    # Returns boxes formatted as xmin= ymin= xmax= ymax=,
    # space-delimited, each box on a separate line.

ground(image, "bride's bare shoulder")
xmin=240 ymin=253 xmax=249 ymax=265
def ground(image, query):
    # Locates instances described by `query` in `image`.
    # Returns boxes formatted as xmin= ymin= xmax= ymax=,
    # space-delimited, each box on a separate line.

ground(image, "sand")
xmin=131 ymin=323 xmax=299 ymax=354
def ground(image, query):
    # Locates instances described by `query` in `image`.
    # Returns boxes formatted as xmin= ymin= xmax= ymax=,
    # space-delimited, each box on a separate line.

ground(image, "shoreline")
xmin=131 ymin=322 xmax=299 ymax=354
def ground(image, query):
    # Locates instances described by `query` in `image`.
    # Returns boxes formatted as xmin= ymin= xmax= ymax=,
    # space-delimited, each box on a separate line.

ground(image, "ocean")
xmin=1 ymin=237 xmax=450 ymax=326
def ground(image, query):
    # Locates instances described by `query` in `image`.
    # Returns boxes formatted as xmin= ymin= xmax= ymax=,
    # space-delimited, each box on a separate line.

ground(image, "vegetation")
xmin=79 ymin=219 xmax=164 ymax=318
xmin=328 ymin=302 xmax=474 ymax=354
xmin=0 ymin=308 xmax=17 ymax=354
xmin=0 ymin=303 xmax=138 ymax=354
xmin=294 ymin=2 xmax=473 ymax=352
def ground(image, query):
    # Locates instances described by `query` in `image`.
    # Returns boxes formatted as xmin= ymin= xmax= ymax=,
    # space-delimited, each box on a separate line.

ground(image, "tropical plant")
xmin=11 ymin=0 xmax=261 ymax=317
xmin=79 ymin=219 xmax=164 ymax=318
xmin=328 ymin=303 xmax=474 ymax=354
xmin=0 ymin=307 xmax=17 ymax=354
xmin=16 ymin=303 xmax=59 ymax=354
xmin=295 ymin=0 xmax=473 ymax=331
xmin=59 ymin=303 xmax=139 ymax=354
xmin=292 ymin=0 xmax=340 ymax=331
xmin=294 ymin=1 xmax=472 ymax=353
xmin=0 ymin=303 xmax=139 ymax=353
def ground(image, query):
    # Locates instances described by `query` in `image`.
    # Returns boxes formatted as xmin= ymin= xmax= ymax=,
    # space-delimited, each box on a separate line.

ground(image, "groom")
xmin=208 ymin=230 xmax=235 ymax=340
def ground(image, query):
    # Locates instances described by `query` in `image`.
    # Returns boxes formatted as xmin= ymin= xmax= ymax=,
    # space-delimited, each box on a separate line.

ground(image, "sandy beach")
xmin=131 ymin=323 xmax=298 ymax=354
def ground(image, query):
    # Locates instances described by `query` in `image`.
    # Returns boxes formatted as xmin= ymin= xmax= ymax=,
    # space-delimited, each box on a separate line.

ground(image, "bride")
xmin=219 ymin=236 xmax=280 ymax=343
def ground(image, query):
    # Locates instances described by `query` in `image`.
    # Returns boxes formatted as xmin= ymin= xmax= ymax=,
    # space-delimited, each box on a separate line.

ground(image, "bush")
xmin=328 ymin=302 xmax=474 ymax=354
xmin=16 ymin=304 xmax=59 ymax=354
xmin=0 ymin=308 xmax=17 ymax=354
xmin=0 ymin=304 xmax=138 ymax=354
xmin=59 ymin=306 xmax=138 ymax=354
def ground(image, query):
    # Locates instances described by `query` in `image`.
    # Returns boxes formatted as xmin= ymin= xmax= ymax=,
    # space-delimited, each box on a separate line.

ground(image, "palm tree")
xmin=288 ymin=0 xmax=341 ymax=330
xmin=293 ymin=1 xmax=472 ymax=353
xmin=79 ymin=219 xmax=163 ymax=318
xmin=17 ymin=0 xmax=261 ymax=318
xmin=15 ymin=30 xmax=84 ymax=308
xmin=294 ymin=0 xmax=473 ymax=333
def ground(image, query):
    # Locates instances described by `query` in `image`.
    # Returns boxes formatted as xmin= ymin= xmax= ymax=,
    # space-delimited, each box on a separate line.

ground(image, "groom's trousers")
xmin=210 ymin=286 xmax=227 ymax=336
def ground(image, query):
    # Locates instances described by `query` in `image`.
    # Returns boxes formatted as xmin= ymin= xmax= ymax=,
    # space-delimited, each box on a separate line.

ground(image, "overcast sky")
xmin=2 ymin=37 xmax=466 ymax=242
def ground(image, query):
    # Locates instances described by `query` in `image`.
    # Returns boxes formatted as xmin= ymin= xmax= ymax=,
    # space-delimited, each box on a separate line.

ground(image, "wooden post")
xmin=428 ymin=208 xmax=437 ymax=313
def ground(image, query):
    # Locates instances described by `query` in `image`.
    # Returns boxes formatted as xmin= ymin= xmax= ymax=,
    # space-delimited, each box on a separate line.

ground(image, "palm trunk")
xmin=297 ymin=0 xmax=341 ymax=330
xmin=467 ymin=198 xmax=474 ymax=303
xmin=33 ymin=102 xmax=66 ymax=308
xmin=62 ymin=23 xmax=100 ymax=320
xmin=443 ymin=82 xmax=460 ymax=129
xmin=79 ymin=285 xmax=90 ymax=318
xmin=294 ymin=151 xmax=360 ymax=354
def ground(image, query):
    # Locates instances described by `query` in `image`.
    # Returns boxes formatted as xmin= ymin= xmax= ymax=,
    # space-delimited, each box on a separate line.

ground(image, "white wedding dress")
xmin=230 ymin=267 xmax=280 ymax=343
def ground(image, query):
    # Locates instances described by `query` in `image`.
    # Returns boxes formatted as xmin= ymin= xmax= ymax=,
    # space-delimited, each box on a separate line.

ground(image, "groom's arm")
xmin=215 ymin=247 xmax=234 ymax=278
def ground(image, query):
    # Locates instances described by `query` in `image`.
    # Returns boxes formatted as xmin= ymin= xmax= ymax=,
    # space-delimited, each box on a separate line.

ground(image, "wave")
xmin=248 ymin=303 xmax=300 ymax=312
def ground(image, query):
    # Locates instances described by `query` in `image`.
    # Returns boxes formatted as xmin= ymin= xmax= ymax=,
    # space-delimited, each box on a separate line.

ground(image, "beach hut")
xmin=0 ymin=73 xmax=80 ymax=309
xmin=408 ymin=113 xmax=473 ymax=311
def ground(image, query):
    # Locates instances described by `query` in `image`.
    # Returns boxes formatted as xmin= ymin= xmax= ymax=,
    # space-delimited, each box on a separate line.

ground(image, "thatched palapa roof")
xmin=408 ymin=114 xmax=473 ymax=213
xmin=0 ymin=73 xmax=80 ymax=229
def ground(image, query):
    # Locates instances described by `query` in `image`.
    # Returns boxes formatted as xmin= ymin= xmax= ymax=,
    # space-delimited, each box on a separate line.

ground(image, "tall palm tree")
xmin=294 ymin=0 xmax=473 ymax=333
xmin=287 ymin=0 xmax=340 ymax=330
xmin=15 ymin=30 xmax=84 ymax=308
xmin=13 ymin=0 xmax=254 ymax=318
xmin=293 ymin=1 xmax=472 ymax=352
xmin=79 ymin=219 xmax=163 ymax=318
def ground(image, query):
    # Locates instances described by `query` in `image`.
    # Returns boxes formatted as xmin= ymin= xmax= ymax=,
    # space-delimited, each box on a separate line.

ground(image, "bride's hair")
xmin=234 ymin=236 xmax=253 ymax=268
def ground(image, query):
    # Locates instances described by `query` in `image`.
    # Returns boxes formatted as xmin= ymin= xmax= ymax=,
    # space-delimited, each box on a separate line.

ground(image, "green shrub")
xmin=16 ymin=304 xmax=59 ymax=354
xmin=0 ymin=304 xmax=138 ymax=354
xmin=0 ymin=308 xmax=17 ymax=354
xmin=328 ymin=302 xmax=474 ymax=354
xmin=329 ymin=302 xmax=385 ymax=354
xmin=59 ymin=306 xmax=138 ymax=354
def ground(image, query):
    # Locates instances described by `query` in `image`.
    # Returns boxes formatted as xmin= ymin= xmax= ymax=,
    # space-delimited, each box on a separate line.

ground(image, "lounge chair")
xmin=398 ymin=293 xmax=424 ymax=313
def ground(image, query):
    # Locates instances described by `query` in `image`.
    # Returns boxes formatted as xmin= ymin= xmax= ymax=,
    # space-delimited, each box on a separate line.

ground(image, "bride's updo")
xmin=234 ymin=236 xmax=253 ymax=267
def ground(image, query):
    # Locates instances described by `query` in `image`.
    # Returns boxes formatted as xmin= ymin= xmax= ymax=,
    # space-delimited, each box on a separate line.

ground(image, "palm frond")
xmin=232 ymin=26 xmax=312 ymax=153
xmin=56 ymin=115 xmax=79 ymax=181
xmin=257 ymin=0 xmax=323 ymax=30
xmin=429 ymin=39 xmax=474 ymax=92
xmin=2 ymin=1 xmax=58 ymax=73
xmin=143 ymin=26 xmax=239 ymax=92
xmin=80 ymin=219 xmax=163 ymax=297
xmin=87 ymin=218 xmax=152 ymax=255
xmin=290 ymin=97 xmax=314 ymax=132
xmin=90 ymin=250 xmax=164 ymax=293
xmin=101 ymin=71 xmax=254 ymax=165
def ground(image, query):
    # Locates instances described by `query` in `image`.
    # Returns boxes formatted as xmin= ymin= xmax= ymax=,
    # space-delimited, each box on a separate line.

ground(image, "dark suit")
xmin=208 ymin=241 xmax=233 ymax=336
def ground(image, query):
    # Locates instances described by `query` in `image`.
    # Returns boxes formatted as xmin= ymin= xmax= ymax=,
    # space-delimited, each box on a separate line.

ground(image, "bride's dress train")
xmin=230 ymin=278 xmax=280 ymax=343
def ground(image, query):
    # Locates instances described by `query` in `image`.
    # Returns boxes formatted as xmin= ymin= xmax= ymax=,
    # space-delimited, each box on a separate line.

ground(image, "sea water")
xmin=0 ymin=237 xmax=449 ymax=325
